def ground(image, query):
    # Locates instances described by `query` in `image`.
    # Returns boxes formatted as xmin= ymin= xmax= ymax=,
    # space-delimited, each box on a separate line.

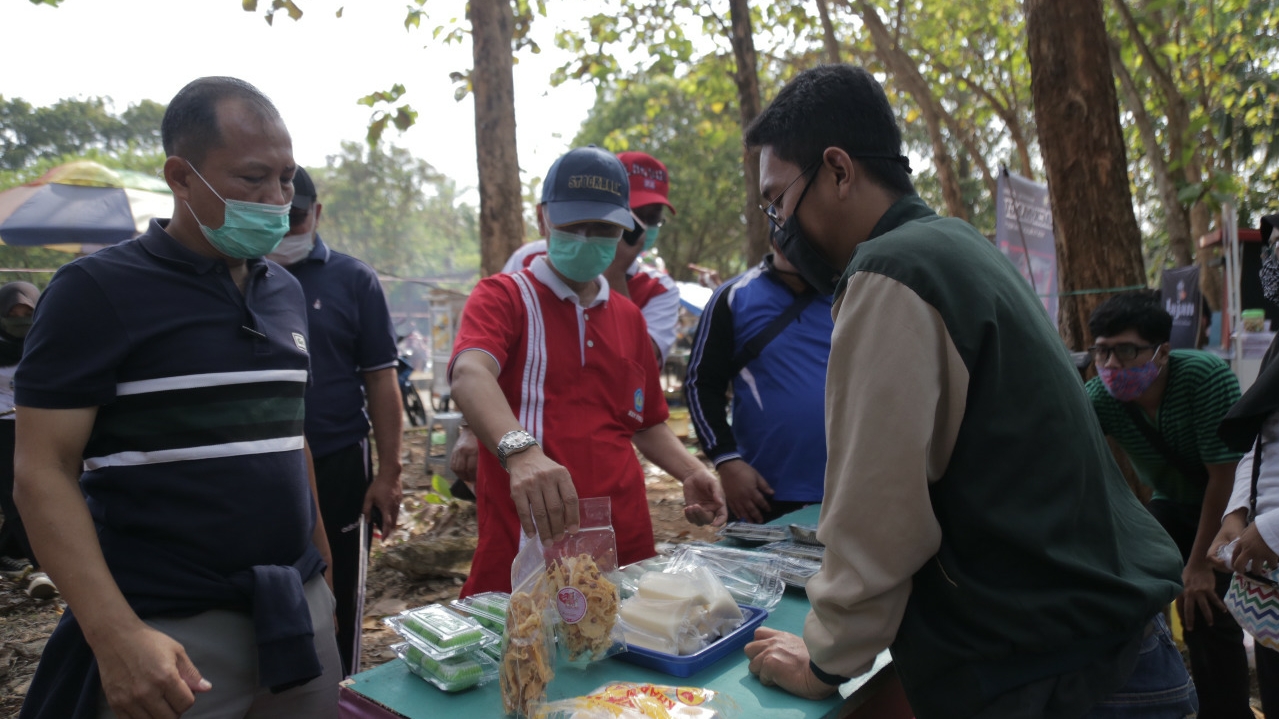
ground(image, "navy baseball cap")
xmin=541 ymin=146 xmax=634 ymax=230
xmin=291 ymin=167 xmax=317 ymax=211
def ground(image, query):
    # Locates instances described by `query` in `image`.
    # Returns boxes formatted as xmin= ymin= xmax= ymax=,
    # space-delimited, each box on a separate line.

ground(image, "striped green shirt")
xmin=1087 ymin=349 xmax=1243 ymax=505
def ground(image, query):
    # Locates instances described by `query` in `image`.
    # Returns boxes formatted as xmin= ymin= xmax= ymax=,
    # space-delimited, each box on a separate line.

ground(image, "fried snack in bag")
xmin=547 ymin=554 xmax=620 ymax=661
xmin=545 ymin=497 xmax=627 ymax=664
xmin=501 ymin=536 xmax=557 ymax=716
xmin=532 ymin=682 xmax=736 ymax=719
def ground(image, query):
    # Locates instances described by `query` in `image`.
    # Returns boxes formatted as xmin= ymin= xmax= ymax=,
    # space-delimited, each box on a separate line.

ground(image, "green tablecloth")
xmin=344 ymin=504 xmax=887 ymax=718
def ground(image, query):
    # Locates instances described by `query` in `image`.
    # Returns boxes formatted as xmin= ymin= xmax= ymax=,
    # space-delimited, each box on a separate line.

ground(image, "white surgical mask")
xmin=267 ymin=232 xmax=315 ymax=266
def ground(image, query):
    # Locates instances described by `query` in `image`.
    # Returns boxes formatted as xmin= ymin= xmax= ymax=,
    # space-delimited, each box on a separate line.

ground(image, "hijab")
xmin=0 ymin=281 xmax=40 ymax=367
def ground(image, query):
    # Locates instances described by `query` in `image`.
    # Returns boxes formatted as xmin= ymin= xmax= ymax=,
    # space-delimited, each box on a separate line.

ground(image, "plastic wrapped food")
xmin=451 ymin=596 xmax=509 ymax=632
xmin=501 ymin=540 xmax=556 ymax=717
xmin=611 ymin=556 xmax=672 ymax=599
xmin=716 ymin=522 xmax=789 ymax=544
xmin=547 ymin=553 xmax=623 ymax=662
xmin=759 ymin=540 xmax=826 ymax=562
xmin=618 ymin=596 xmax=703 ymax=655
xmin=618 ymin=566 xmax=745 ymax=656
xmin=544 ymin=497 xmax=626 ymax=665
xmin=532 ymin=682 xmax=736 ymax=719
xmin=637 ymin=568 xmax=742 ymax=640
xmin=775 ymin=556 xmax=822 ymax=588
xmin=394 ymin=642 xmax=499 ymax=692
xmin=667 ymin=544 xmax=785 ymax=610
xmin=384 ymin=604 xmax=500 ymax=660
xmin=471 ymin=592 xmax=511 ymax=619
xmin=787 ymin=523 xmax=823 ymax=547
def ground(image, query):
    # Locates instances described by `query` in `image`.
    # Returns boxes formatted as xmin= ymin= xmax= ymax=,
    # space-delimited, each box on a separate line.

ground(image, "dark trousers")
xmin=0 ymin=420 xmax=37 ymax=567
xmin=1149 ymin=498 xmax=1278 ymax=718
xmin=314 ymin=440 xmax=372 ymax=678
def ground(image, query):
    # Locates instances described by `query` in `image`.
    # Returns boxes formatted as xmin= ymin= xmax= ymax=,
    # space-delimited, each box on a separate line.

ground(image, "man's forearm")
xmin=14 ymin=408 xmax=144 ymax=647
xmin=364 ymin=367 xmax=404 ymax=481
xmin=632 ymin=423 xmax=704 ymax=482
xmin=451 ymin=353 xmax=525 ymax=452
xmin=1193 ymin=463 xmax=1239 ymax=565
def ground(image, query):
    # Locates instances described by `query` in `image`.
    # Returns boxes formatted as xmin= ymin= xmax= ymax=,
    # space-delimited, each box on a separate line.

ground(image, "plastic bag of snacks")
xmin=532 ymin=682 xmax=737 ymax=719
xmin=501 ymin=536 xmax=557 ymax=717
xmin=544 ymin=497 xmax=626 ymax=664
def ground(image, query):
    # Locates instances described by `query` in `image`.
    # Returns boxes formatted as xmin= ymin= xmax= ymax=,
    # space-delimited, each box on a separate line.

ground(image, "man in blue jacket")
xmin=684 ymin=246 xmax=830 ymax=523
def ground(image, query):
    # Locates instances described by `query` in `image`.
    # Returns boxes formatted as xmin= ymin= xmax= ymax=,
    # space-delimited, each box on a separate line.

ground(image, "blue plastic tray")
xmin=613 ymin=604 xmax=768 ymax=678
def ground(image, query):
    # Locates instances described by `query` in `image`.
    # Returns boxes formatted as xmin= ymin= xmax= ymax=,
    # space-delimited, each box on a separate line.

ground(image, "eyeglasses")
xmin=759 ymin=162 xmax=820 ymax=231
xmin=1087 ymin=343 xmax=1159 ymax=362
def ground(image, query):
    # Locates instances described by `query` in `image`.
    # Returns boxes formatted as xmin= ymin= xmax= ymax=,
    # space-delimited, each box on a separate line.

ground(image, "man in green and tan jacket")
xmin=741 ymin=65 xmax=1194 ymax=719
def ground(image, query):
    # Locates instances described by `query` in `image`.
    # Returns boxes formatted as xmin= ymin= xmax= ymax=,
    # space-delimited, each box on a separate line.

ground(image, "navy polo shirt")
xmin=15 ymin=220 xmax=318 ymax=582
xmin=282 ymin=235 xmax=397 ymax=459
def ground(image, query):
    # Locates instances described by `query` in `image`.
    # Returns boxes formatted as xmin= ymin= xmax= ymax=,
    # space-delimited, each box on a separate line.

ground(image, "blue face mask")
xmin=185 ymin=163 xmax=291 ymax=259
xmin=547 ymin=228 xmax=618 ymax=282
xmin=642 ymin=226 xmax=660 ymax=253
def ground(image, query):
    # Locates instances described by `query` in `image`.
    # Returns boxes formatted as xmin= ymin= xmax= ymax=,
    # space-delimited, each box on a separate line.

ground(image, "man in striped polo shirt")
xmin=448 ymin=146 xmax=725 ymax=596
xmin=1085 ymin=290 xmax=1255 ymax=718
xmin=13 ymin=77 xmax=340 ymax=719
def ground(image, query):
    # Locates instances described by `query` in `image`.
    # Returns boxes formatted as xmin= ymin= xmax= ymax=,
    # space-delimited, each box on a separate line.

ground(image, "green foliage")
xmin=1108 ymin=0 xmax=1279 ymax=241
xmin=574 ymin=64 xmax=750 ymax=281
xmin=312 ymin=141 xmax=479 ymax=288
xmin=0 ymin=96 xmax=167 ymax=172
xmin=243 ymin=0 xmax=303 ymax=24
xmin=357 ymin=85 xmax=418 ymax=144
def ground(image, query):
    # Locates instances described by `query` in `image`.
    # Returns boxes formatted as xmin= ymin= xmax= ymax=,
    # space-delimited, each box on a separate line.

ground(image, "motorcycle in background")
xmin=397 ymin=335 xmax=429 ymax=427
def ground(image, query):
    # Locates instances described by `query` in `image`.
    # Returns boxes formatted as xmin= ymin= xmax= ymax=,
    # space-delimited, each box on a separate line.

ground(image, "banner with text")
xmin=996 ymin=171 xmax=1058 ymax=322
xmin=1161 ymin=264 xmax=1202 ymax=349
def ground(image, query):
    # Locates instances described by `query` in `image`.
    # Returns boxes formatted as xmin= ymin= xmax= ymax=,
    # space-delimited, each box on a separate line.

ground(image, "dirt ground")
xmin=0 ymin=428 xmax=717 ymax=716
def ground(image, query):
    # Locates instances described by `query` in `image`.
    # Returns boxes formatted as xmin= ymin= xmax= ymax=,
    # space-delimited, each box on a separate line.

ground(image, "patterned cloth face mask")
xmin=1098 ymin=346 xmax=1163 ymax=402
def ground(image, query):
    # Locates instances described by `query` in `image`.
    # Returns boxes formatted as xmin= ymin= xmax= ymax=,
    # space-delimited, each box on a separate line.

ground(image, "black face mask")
xmin=773 ymin=170 xmax=841 ymax=296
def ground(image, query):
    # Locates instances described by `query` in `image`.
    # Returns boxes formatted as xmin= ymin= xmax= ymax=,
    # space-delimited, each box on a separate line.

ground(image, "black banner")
xmin=1161 ymin=265 xmax=1201 ymax=349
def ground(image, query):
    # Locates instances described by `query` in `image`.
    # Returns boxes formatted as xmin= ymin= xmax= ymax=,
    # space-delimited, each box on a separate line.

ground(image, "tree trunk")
xmin=470 ymin=0 xmax=525 ymax=277
xmin=815 ymin=0 xmax=841 ymax=64
xmin=1025 ymin=0 xmax=1145 ymax=349
xmin=727 ymin=0 xmax=770 ymax=265
xmin=1108 ymin=41 xmax=1194 ymax=267
xmin=855 ymin=0 xmax=968 ymax=221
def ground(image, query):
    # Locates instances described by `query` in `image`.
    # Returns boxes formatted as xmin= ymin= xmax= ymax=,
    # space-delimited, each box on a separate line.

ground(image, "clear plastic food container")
xmin=449 ymin=597 xmax=507 ymax=632
xmin=384 ymin=604 xmax=500 ymax=660
xmin=392 ymin=642 xmax=499 ymax=692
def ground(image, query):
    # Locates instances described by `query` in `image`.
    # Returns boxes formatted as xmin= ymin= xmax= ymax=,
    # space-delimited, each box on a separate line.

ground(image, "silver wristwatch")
xmin=496 ymin=430 xmax=539 ymax=470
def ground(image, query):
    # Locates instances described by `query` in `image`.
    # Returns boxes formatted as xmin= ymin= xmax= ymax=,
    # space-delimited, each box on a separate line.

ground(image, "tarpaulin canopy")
xmin=0 ymin=160 xmax=171 ymax=252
